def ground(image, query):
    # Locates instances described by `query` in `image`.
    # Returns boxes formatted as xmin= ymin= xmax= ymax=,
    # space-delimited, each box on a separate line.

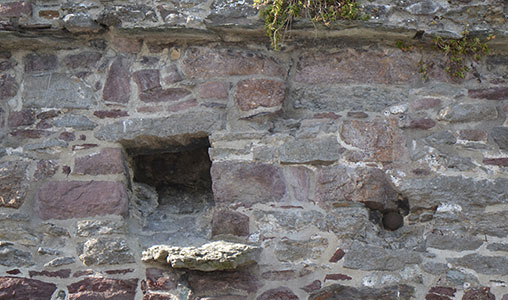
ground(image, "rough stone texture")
xmin=257 ymin=287 xmax=299 ymax=300
xmin=23 ymin=53 xmax=57 ymax=73
xmin=35 ymin=181 xmax=128 ymax=220
xmin=142 ymin=241 xmax=261 ymax=271
xmin=0 ymin=74 xmax=18 ymax=100
xmin=67 ymin=278 xmax=138 ymax=300
xmin=340 ymin=119 xmax=401 ymax=162
xmin=235 ymin=79 xmax=286 ymax=111
xmin=94 ymin=111 xmax=224 ymax=142
xmin=462 ymin=287 xmax=496 ymax=300
xmin=309 ymin=284 xmax=415 ymax=300
xmin=187 ymin=268 xmax=257 ymax=297
xmin=295 ymin=50 xmax=418 ymax=85
xmin=492 ymin=127 xmax=508 ymax=150
xmin=79 ymin=238 xmax=135 ymax=266
xmin=22 ymin=73 xmax=96 ymax=108
xmin=275 ymin=237 xmax=328 ymax=262
xmin=0 ymin=161 xmax=30 ymax=208
xmin=0 ymin=277 xmax=56 ymax=300
xmin=469 ymin=87 xmax=508 ymax=100
xmin=279 ymin=136 xmax=343 ymax=164
xmin=343 ymin=242 xmax=421 ymax=271
xmin=426 ymin=232 xmax=484 ymax=251
xmin=143 ymin=268 xmax=179 ymax=291
xmin=103 ymin=57 xmax=131 ymax=103
xmin=76 ymin=219 xmax=125 ymax=237
xmin=0 ymin=243 xmax=33 ymax=267
xmin=448 ymin=254 xmax=508 ymax=275
xmin=437 ymin=104 xmax=498 ymax=122
xmin=73 ymin=148 xmax=126 ymax=175
xmin=183 ymin=48 xmax=285 ymax=79
xmin=211 ymin=161 xmax=286 ymax=208
xmin=212 ymin=209 xmax=249 ymax=237
xmin=0 ymin=2 xmax=32 ymax=18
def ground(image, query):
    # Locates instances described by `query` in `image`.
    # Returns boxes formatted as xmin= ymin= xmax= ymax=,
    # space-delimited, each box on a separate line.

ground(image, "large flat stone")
xmin=74 ymin=148 xmax=126 ymax=175
xmin=67 ymin=278 xmax=138 ymax=300
xmin=142 ymin=241 xmax=261 ymax=271
xmin=343 ymin=241 xmax=421 ymax=271
xmin=211 ymin=161 xmax=286 ymax=208
xmin=448 ymin=254 xmax=508 ymax=275
xmin=279 ymin=136 xmax=343 ymax=164
xmin=78 ymin=238 xmax=135 ymax=266
xmin=309 ymin=284 xmax=415 ymax=300
xmin=94 ymin=111 xmax=224 ymax=143
xmin=35 ymin=181 xmax=128 ymax=220
xmin=22 ymin=73 xmax=96 ymax=108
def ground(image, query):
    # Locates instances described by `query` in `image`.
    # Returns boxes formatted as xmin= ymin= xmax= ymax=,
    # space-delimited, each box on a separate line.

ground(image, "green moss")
xmin=254 ymin=0 xmax=366 ymax=50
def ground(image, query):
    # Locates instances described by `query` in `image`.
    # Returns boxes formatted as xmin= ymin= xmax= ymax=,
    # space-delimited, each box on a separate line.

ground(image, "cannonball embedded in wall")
xmin=382 ymin=211 xmax=404 ymax=231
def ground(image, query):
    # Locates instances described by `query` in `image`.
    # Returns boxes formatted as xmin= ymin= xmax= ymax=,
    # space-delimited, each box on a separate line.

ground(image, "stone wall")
xmin=1 ymin=0 xmax=508 ymax=299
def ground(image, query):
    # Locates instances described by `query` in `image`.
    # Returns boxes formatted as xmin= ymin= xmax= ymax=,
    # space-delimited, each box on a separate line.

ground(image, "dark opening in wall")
xmin=133 ymin=141 xmax=213 ymax=215
xmin=125 ymin=136 xmax=214 ymax=247
xmin=130 ymin=137 xmax=214 ymax=214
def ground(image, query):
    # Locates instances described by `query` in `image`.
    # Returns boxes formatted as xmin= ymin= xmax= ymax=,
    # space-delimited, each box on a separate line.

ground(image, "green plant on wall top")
xmin=433 ymin=30 xmax=495 ymax=79
xmin=398 ymin=30 xmax=496 ymax=80
xmin=253 ymin=0 xmax=366 ymax=50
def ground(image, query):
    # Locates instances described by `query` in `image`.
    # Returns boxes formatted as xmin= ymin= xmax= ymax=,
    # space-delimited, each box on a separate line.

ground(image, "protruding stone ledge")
xmin=142 ymin=241 xmax=261 ymax=272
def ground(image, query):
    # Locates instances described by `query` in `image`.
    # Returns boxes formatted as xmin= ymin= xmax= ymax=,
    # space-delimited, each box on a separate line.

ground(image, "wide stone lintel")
xmin=142 ymin=241 xmax=261 ymax=272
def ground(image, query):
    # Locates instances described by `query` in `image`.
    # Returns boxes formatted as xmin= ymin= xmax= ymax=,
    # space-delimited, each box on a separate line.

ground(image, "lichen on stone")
xmin=142 ymin=241 xmax=261 ymax=271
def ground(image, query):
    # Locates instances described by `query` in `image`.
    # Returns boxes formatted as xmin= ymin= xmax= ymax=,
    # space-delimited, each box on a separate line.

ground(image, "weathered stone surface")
xmin=79 ymin=238 xmax=135 ymax=266
xmin=406 ymin=0 xmax=441 ymax=15
xmin=95 ymin=111 xmax=224 ymax=142
xmin=324 ymin=274 xmax=352 ymax=281
xmin=0 ymin=277 xmax=56 ymax=300
xmin=399 ymin=176 xmax=508 ymax=209
xmin=207 ymin=0 xmax=258 ymax=25
xmin=183 ymin=48 xmax=286 ymax=79
xmin=343 ymin=242 xmax=421 ymax=271
xmin=0 ymin=1 xmax=32 ymax=18
xmin=459 ymin=129 xmax=487 ymax=141
xmin=142 ymin=293 xmax=175 ymax=300
xmin=437 ymin=104 xmax=498 ymax=122
xmin=235 ymin=79 xmax=286 ymax=111
xmin=62 ymin=12 xmax=101 ymax=33
xmin=140 ymin=87 xmax=191 ymax=103
xmin=448 ymin=254 xmax=508 ymax=275
xmin=0 ymin=215 xmax=39 ymax=246
xmin=309 ymin=284 xmax=415 ymax=300
xmin=76 ymin=219 xmax=125 ymax=237
xmin=211 ymin=161 xmax=286 ymax=208
xmin=143 ymin=268 xmax=179 ymax=291
xmin=462 ymin=287 xmax=495 ymax=300
xmin=470 ymin=212 xmax=508 ymax=238
xmin=486 ymin=243 xmax=508 ymax=252
xmin=53 ymin=114 xmax=96 ymax=130
xmin=187 ymin=268 xmax=257 ymax=296
xmin=302 ymin=280 xmax=321 ymax=293
xmin=492 ymin=127 xmax=508 ymax=150
xmin=142 ymin=241 xmax=261 ymax=271
xmin=411 ymin=98 xmax=442 ymax=111
xmin=257 ymin=287 xmax=298 ymax=300
xmin=279 ymin=136 xmax=343 ymax=164
xmin=275 ymin=237 xmax=328 ymax=262
xmin=330 ymin=249 xmax=346 ymax=263
xmin=315 ymin=166 xmax=398 ymax=211
xmin=8 ymin=111 xmax=36 ymax=130
xmin=295 ymin=50 xmax=418 ymax=85
xmin=94 ymin=110 xmax=128 ymax=119
xmin=23 ymin=73 xmax=96 ymax=108
xmin=291 ymin=85 xmax=408 ymax=113
xmin=166 ymin=98 xmax=198 ymax=112
xmin=0 ymin=243 xmax=33 ymax=267
xmin=199 ymin=81 xmax=229 ymax=99
xmin=67 ymin=278 xmax=138 ymax=300
xmin=0 ymin=160 xmax=31 ymax=208
xmin=340 ymin=119 xmax=401 ymax=162
xmin=0 ymin=74 xmax=18 ymax=100
xmin=63 ymin=51 xmax=101 ymax=69
xmin=23 ymin=53 xmax=57 ymax=73
xmin=133 ymin=69 xmax=161 ymax=91
xmin=35 ymin=181 xmax=128 ymax=220
xmin=468 ymin=87 xmax=508 ymax=100
xmin=212 ymin=209 xmax=249 ymax=237
xmin=74 ymin=148 xmax=126 ymax=175
xmin=426 ymin=286 xmax=456 ymax=299
xmin=103 ymin=57 xmax=131 ymax=103
xmin=408 ymin=118 xmax=436 ymax=129
xmin=44 ymin=256 xmax=75 ymax=268
xmin=253 ymin=209 xmax=324 ymax=234
xmin=426 ymin=232 xmax=483 ymax=251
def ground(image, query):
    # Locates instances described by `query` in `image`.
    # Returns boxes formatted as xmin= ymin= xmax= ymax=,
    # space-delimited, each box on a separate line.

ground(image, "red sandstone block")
xmin=212 ymin=209 xmax=249 ymax=237
xmin=103 ymin=57 xmax=131 ymax=103
xmin=67 ymin=278 xmax=138 ymax=300
xmin=166 ymin=98 xmax=197 ymax=112
xmin=0 ymin=276 xmax=56 ymax=299
xmin=73 ymin=148 xmax=126 ymax=175
xmin=0 ymin=2 xmax=32 ymax=18
xmin=235 ymin=79 xmax=286 ymax=111
xmin=199 ymin=81 xmax=229 ymax=99
xmin=35 ymin=181 xmax=128 ymax=220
